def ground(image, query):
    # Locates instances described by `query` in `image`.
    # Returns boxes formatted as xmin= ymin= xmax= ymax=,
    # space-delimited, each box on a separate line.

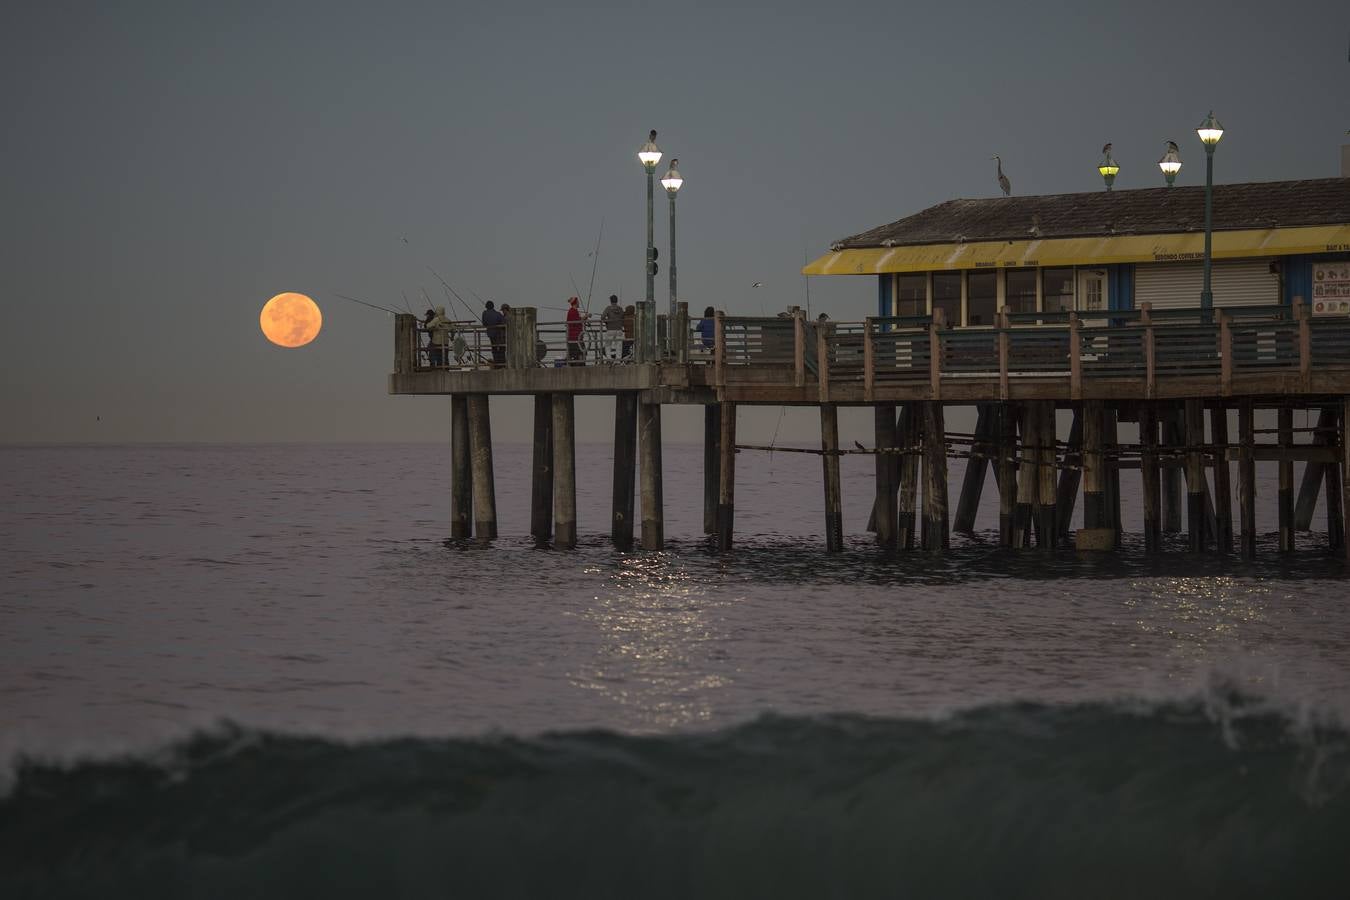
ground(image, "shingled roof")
xmin=833 ymin=177 xmax=1350 ymax=251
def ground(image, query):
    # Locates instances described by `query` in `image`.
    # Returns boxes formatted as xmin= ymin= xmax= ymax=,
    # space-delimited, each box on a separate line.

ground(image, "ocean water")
xmin=3 ymin=443 xmax=1350 ymax=897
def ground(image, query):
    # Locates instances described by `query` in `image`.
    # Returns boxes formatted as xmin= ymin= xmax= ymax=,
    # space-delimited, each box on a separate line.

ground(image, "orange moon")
xmin=260 ymin=292 xmax=322 ymax=348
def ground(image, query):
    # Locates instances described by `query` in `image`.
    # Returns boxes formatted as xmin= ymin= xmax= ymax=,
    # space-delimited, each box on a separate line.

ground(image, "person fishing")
xmin=481 ymin=300 xmax=506 ymax=367
xmin=600 ymin=294 xmax=625 ymax=362
xmin=424 ymin=306 xmax=453 ymax=367
xmin=565 ymin=296 xmax=587 ymax=365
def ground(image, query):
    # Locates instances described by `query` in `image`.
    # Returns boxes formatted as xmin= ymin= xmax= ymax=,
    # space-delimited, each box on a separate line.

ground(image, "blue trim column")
xmin=877 ymin=274 xmax=893 ymax=319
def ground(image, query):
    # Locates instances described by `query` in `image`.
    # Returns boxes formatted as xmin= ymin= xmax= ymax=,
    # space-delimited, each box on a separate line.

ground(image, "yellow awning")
xmin=802 ymin=224 xmax=1350 ymax=276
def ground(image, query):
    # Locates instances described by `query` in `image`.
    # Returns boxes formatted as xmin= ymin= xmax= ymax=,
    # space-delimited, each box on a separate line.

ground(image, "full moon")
xmin=260 ymin=292 xmax=322 ymax=348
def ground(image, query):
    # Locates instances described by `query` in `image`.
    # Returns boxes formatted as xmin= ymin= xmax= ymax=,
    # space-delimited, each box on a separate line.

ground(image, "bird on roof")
xmin=992 ymin=156 xmax=1011 ymax=196
xmin=1029 ymin=214 xmax=1042 ymax=238
xmin=1101 ymin=142 xmax=1112 ymax=156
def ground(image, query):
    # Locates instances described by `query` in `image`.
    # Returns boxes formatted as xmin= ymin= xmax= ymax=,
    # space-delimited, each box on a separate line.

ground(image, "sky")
xmin=2 ymin=0 xmax=1347 ymax=445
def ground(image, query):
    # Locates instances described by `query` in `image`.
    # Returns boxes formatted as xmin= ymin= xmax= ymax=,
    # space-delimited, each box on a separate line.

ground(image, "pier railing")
xmin=394 ymin=299 xmax=1350 ymax=397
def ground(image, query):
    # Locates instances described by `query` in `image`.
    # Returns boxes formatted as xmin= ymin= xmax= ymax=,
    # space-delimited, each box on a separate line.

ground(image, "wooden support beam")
xmin=1013 ymin=403 xmax=1038 ymax=548
xmin=1225 ymin=446 xmax=1342 ymax=463
xmin=929 ymin=309 xmax=943 ymax=400
xmin=395 ymin=314 xmax=416 ymax=374
xmin=467 ymin=394 xmax=498 ymax=540
xmin=1185 ymin=399 xmax=1205 ymax=553
xmin=874 ymin=404 xmax=898 ymax=550
xmin=821 ymin=404 xmax=844 ymax=552
xmin=1298 ymin=300 xmax=1312 ymax=391
xmin=817 ymin=321 xmax=831 ymax=403
xmin=1343 ymin=398 xmax=1350 ymax=562
xmin=531 ymin=394 xmax=554 ymax=543
xmin=863 ymin=318 xmax=875 ymax=401
xmin=794 ymin=313 xmax=806 ymax=388
xmin=954 ymin=404 xmax=993 ymax=534
xmin=552 ymin=393 xmax=577 ymax=549
xmin=1327 ymin=417 xmax=1345 ymax=551
xmin=1210 ymin=405 xmax=1233 ymax=553
xmin=1082 ymin=400 xmax=1105 ymax=530
xmin=1069 ymin=313 xmax=1082 ymax=400
xmin=898 ymin=404 xmax=919 ymax=550
xmin=1037 ymin=402 xmax=1059 ymax=548
xmin=1162 ymin=409 xmax=1183 ymax=533
xmin=639 ymin=400 xmax=664 ymax=550
xmin=1219 ymin=310 xmax=1233 ymax=396
xmin=717 ymin=402 xmax=737 ymax=551
xmin=1104 ymin=406 xmax=1123 ymax=548
xmin=998 ymin=310 xmax=1010 ymax=400
xmin=922 ymin=401 xmax=949 ymax=550
xmin=703 ymin=404 xmax=721 ymax=535
xmin=1279 ymin=406 xmax=1294 ymax=553
xmin=714 ymin=312 xmax=726 ymax=388
xmin=998 ymin=404 xmax=1018 ymax=547
xmin=451 ymin=394 xmax=472 ymax=539
xmin=1238 ymin=401 xmax=1257 ymax=560
xmin=1140 ymin=403 xmax=1162 ymax=554
xmin=1056 ymin=407 xmax=1084 ymax=538
xmin=612 ymin=392 xmax=638 ymax=551
xmin=1142 ymin=303 xmax=1156 ymax=398
xmin=1294 ymin=407 xmax=1335 ymax=531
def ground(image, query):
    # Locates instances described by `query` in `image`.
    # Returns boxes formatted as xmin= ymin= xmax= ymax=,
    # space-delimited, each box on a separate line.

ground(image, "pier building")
xmin=390 ymin=177 xmax=1350 ymax=559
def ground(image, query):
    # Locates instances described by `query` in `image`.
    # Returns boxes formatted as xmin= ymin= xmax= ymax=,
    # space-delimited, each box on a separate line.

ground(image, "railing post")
xmin=395 ymin=313 xmax=416 ymax=374
xmin=1141 ymin=302 xmax=1155 ymax=398
xmin=998 ymin=309 xmax=1010 ymax=400
xmin=674 ymin=301 xmax=689 ymax=364
xmin=929 ymin=308 xmax=944 ymax=400
xmin=1296 ymin=296 xmax=1311 ymax=390
xmin=817 ymin=319 xmax=831 ymax=403
xmin=794 ymin=312 xmax=806 ymax=388
xmin=1218 ymin=309 xmax=1232 ymax=395
xmin=634 ymin=303 xmax=650 ymax=364
xmin=506 ymin=307 xmax=536 ymax=369
xmin=714 ymin=311 xmax=726 ymax=388
xmin=1069 ymin=311 xmax=1082 ymax=400
xmin=863 ymin=317 xmax=875 ymax=401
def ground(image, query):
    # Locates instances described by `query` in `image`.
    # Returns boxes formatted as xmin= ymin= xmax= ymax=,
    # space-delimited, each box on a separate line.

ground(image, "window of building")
xmin=932 ymin=273 xmax=961 ymax=326
xmin=967 ymin=271 xmax=996 ymax=326
xmin=1042 ymin=268 xmax=1074 ymax=313
xmin=1005 ymin=269 xmax=1037 ymax=314
xmin=895 ymin=274 xmax=927 ymax=316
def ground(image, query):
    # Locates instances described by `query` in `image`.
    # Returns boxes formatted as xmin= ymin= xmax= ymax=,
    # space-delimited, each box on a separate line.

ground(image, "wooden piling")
xmin=1055 ymin=409 xmax=1083 ymax=539
xmin=1238 ymin=401 xmax=1257 ymax=560
xmin=530 ymin=394 xmax=553 ymax=543
xmin=1210 ymin=404 xmax=1233 ymax=553
xmin=998 ymin=404 xmax=1018 ymax=547
xmin=921 ymin=401 xmax=949 ymax=551
xmin=1013 ymin=404 xmax=1038 ymax=548
xmin=467 ymin=394 xmax=497 ymax=540
xmin=1184 ymin=399 xmax=1205 ymax=553
xmin=897 ymin=404 xmax=919 ymax=550
xmin=1082 ymin=400 xmax=1105 ymax=531
xmin=703 ymin=404 xmax=721 ymax=535
xmin=451 ymin=395 xmax=472 ymax=539
xmin=717 ymin=402 xmax=736 ymax=551
xmin=612 ymin=392 xmax=638 ymax=551
xmin=1162 ymin=409 xmax=1184 ymax=533
xmin=953 ymin=404 xmax=993 ymax=534
xmin=874 ymin=404 xmax=898 ymax=549
xmin=552 ymin=393 xmax=577 ymax=549
xmin=1036 ymin=402 xmax=1058 ymax=548
xmin=1140 ymin=403 xmax=1162 ymax=554
xmin=1279 ymin=406 xmax=1294 ymax=553
xmin=639 ymin=399 xmax=664 ymax=551
xmin=821 ymin=405 xmax=844 ymax=552
xmin=1104 ymin=407 xmax=1123 ymax=547
xmin=1326 ymin=418 xmax=1344 ymax=550
xmin=1343 ymin=398 xmax=1350 ymax=562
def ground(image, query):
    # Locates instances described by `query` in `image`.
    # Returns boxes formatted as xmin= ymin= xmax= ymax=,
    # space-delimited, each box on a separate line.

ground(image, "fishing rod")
xmin=399 ymin=290 xmax=417 ymax=316
xmin=333 ymin=292 xmax=401 ymax=315
xmin=584 ymin=217 xmax=603 ymax=313
xmin=427 ymin=266 xmax=478 ymax=321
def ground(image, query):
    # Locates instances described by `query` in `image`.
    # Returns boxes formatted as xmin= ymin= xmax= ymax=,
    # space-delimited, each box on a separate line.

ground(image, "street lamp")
xmin=1158 ymin=141 xmax=1182 ymax=186
xmin=1097 ymin=150 xmax=1120 ymax=191
xmin=661 ymin=159 xmax=683 ymax=330
xmin=1196 ymin=111 xmax=1224 ymax=318
xmin=638 ymin=130 xmax=662 ymax=357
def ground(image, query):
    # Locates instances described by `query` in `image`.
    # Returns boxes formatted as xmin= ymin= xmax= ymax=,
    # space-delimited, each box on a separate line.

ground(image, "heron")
xmin=1166 ymin=140 xmax=1180 ymax=154
xmin=992 ymin=156 xmax=1011 ymax=196
xmin=1101 ymin=142 xmax=1113 ymax=156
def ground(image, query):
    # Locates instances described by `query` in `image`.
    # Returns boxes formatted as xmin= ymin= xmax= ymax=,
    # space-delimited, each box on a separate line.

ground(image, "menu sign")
xmin=1312 ymin=261 xmax=1350 ymax=315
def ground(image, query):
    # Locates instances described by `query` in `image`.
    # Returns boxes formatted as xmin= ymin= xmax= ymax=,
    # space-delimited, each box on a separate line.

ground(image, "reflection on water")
xmin=570 ymin=552 xmax=733 ymax=731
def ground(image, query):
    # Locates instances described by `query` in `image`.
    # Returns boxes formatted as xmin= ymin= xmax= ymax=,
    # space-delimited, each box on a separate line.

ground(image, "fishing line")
xmin=333 ymin=292 xmax=401 ymax=315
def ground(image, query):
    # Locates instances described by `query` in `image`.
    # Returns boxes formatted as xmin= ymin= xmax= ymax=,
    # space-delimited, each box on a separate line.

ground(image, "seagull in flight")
xmin=853 ymin=440 xmax=867 ymax=451
xmin=751 ymin=282 xmax=764 ymax=288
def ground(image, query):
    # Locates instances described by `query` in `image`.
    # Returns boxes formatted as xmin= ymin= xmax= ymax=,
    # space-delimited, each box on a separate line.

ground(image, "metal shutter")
xmin=1134 ymin=260 xmax=1279 ymax=310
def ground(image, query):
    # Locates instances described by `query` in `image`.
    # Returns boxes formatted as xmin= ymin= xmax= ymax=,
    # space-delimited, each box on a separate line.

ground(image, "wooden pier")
xmin=392 ymin=301 xmax=1350 ymax=559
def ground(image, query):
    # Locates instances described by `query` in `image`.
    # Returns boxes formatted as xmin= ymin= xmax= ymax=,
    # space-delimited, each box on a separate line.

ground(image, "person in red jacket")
xmin=566 ymin=296 xmax=587 ymax=365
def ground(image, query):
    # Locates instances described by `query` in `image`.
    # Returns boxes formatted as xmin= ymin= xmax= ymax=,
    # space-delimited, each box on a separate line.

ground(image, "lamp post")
xmin=1158 ymin=141 xmax=1182 ymax=187
xmin=638 ymin=130 xmax=662 ymax=357
xmin=661 ymin=159 xmax=683 ymax=330
xmin=1196 ymin=111 xmax=1224 ymax=319
xmin=1097 ymin=152 xmax=1120 ymax=191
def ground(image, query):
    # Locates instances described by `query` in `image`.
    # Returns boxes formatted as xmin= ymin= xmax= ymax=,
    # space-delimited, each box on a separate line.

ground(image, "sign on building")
xmin=1312 ymin=261 xmax=1350 ymax=315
